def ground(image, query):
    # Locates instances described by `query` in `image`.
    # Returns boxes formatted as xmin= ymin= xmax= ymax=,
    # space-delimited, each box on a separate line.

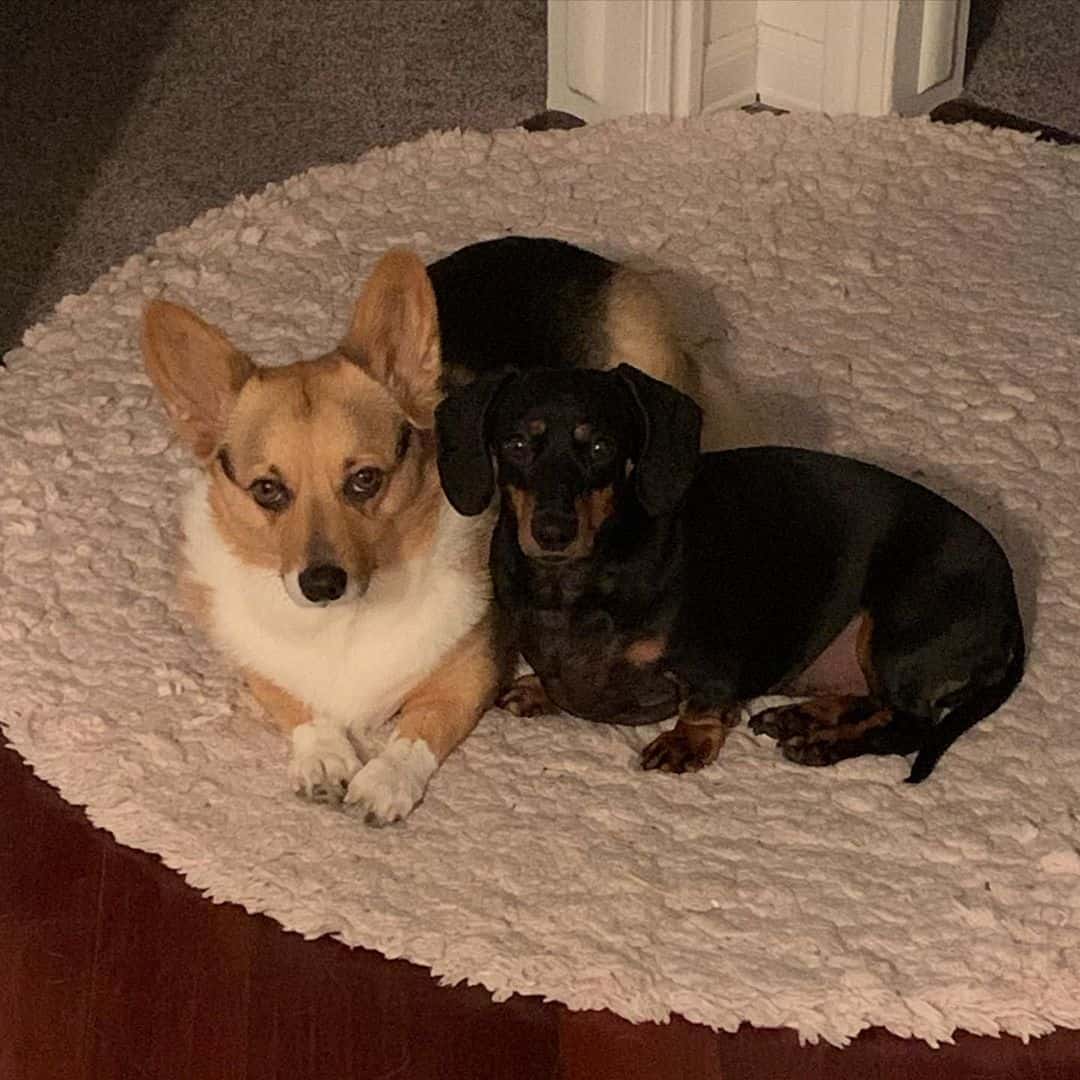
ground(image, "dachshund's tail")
xmin=906 ymin=632 xmax=1026 ymax=784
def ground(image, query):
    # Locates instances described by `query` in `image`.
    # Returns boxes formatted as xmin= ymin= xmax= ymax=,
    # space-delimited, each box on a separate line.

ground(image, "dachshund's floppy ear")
xmin=435 ymin=370 xmax=515 ymax=516
xmin=615 ymin=363 xmax=702 ymax=517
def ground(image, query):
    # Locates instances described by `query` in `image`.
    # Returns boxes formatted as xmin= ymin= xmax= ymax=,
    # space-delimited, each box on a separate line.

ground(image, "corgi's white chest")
xmin=180 ymin=475 xmax=493 ymax=731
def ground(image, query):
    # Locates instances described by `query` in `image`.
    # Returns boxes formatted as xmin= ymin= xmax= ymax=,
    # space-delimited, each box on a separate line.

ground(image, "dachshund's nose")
xmin=532 ymin=511 xmax=578 ymax=552
xmin=298 ymin=563 xmax=348 ymax=603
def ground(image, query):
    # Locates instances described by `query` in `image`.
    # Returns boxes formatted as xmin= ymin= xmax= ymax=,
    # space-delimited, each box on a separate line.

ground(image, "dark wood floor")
xmin=2 ymin=735 xmax=1078 ymax=1079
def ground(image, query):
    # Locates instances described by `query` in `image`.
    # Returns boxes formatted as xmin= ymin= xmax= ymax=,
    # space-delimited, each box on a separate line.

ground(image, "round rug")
xmin=2 ymin=112 xmax=1078 ymax=1048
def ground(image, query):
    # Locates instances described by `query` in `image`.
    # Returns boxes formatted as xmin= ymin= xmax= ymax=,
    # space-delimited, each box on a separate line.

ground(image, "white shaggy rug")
xmin=2 ymin=112 xmax=1079 ymax=1048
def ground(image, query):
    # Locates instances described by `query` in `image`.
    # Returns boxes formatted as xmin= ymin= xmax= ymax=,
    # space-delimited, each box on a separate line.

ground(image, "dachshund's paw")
xmin=771 ymin=697 xmax=894 ymax=767
xmin=750 ymin=703 xmax=816 ymax=741
xmin=641 ymin=728 xmax=713 ymax=773
xmin=778 ymin=732 xmax=843 ymax=767
xmin=499 ymin=674 xmax=552 ymax=717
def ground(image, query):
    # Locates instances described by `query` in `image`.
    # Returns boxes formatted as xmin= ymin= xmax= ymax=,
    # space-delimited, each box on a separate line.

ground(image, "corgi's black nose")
xmin=298 ymin=563 xmax=348 ymax=603
xmin=532 ymin=510 xmax=578 ymax=552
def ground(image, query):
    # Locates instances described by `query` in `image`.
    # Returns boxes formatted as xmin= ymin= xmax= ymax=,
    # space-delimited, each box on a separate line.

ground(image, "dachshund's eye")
xmin=344 ymin=467 xmax=384 ymax=502
xmin=501 ymin=434 xmax=529 ymax=458
xmin=249 ymin=477 xmax=291 ymax=512
xmin=590 ymin=435 xmax=614 ymax=461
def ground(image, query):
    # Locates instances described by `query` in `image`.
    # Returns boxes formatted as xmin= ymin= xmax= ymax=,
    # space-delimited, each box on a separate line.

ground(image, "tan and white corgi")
xmin=144 ymin=250 xmax=507 ymax=825
xmin=142 ymin=237 xmax=751 ymax=824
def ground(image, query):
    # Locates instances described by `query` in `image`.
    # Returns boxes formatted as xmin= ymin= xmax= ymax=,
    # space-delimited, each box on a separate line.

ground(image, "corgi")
xmin=141 ymin=237 xmax=748 ymax=824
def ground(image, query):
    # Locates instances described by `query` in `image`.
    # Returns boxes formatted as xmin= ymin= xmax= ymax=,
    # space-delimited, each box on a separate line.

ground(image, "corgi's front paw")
xmin=288 ymin=722 xmax=361 ymax=803
xmin=344 ymin=737 xmax=437 ymax=826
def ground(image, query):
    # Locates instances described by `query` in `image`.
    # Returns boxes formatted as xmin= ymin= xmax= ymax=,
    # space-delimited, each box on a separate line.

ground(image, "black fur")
xmin=616 ymin=364 xmax=702 ymax=517
xmin=427 ymin=236 xmax=617 ymax=385
xmin=436 ymin=369 xmax=515 ymax=517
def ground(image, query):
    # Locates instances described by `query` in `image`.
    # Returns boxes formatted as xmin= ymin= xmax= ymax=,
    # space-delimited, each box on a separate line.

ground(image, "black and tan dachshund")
xmin=435 ymin=365 xmax=1025 ymax=783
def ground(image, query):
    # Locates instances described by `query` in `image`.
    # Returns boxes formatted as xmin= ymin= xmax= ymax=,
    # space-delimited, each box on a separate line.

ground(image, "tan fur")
xmin=341 ymin=248 xmax=442 ymax=429
xmin=498 ymin=673 xmax=551 ymax=716
xmin=507 ymin=483 xmax=614 ymax=560
xmin=203 ymin=355 xmax=442 ymax=582
xmin=794 ymin=699 xmax=894 ymax=745
xmin=750 ymin=695 xmax=896 ymax=755
xmin=770 ymin=695 xmax=861 ymax=729
xmin=602 ymin=267 xmax=761 ymax=451
xmin=641 ymin=702 xmax=741 ymax=772
xmin=601 ymin=268 xmax=684 ymax=388
xmin=245 ymin=669 xmax=313 ymax=731
xmin=580 ymin=484 xmax=616 ymax=538
xmin=856 ymin=612 xmax=880 ymax=696
xmin=507 ymin=485 xmax=538 ymax=556
xmin=624 ymin=637 xmax=667 ymax=667
xmin=142 ymin=301 xmax=254 ymax=460
xmin=395 ymin=615 xmax=503 ymax=763
xmin=143 ymin=249 xmax=444 ymax=592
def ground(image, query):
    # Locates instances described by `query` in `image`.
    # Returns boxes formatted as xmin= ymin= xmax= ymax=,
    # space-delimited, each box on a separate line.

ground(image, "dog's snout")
xmin=298 ymin=563 xmax=348 ymax=603
xmin=532 ymin=511 xmax=579 ymax=552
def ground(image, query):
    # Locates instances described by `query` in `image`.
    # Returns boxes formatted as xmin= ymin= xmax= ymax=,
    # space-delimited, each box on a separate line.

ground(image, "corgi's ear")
xmin=141 ymin=300 xmax=254 ymax=461
xmin=343 ymin=248 xmax=441 ymax=429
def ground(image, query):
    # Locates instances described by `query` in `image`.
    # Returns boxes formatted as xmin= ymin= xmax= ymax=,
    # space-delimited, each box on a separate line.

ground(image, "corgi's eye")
xmin=249 ymin=477 xmax=291 ymax=511
xmin=344 ymin=467 xmax=383 ymax=503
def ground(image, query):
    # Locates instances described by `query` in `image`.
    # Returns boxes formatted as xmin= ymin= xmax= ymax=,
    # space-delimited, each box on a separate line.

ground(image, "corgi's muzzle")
xmin=284 ymin=563 xmax=365 ymax=608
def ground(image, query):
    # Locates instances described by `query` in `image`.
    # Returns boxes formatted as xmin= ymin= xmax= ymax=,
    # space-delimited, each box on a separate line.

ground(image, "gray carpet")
xmin=0 ymin=0 xmax=546 ymax=353
xmin=964 ymin=0 xmax=1080 ymax=135
xmin=4 ymin=0 xmax=1077 ymax=356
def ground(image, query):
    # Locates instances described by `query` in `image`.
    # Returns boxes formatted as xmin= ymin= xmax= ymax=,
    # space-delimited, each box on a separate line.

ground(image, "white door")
xmin=547 ymin=0 xmax=972 ymax=120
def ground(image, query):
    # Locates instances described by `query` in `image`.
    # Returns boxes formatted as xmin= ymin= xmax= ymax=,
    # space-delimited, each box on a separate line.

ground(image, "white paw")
xmin=344 ymin=737 xmax=437 ymax=826
xmin=288 ymin=722 xmax=361 ymax=804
